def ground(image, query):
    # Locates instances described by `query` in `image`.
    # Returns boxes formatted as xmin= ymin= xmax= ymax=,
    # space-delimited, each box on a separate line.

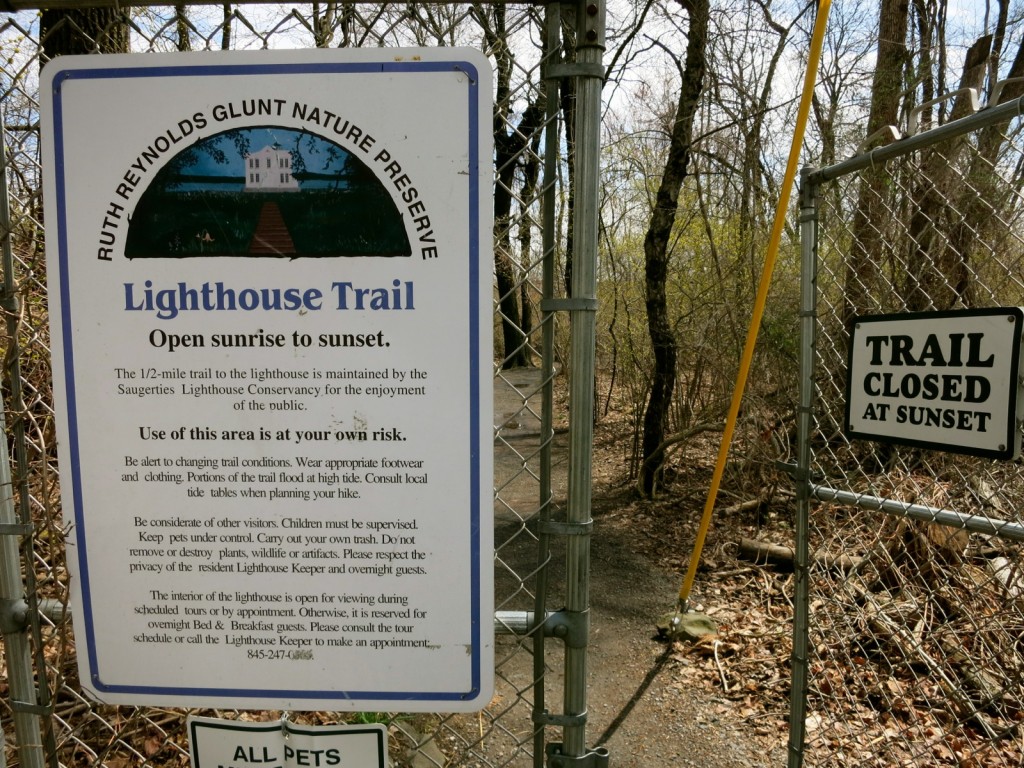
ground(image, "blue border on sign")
xmin=50 ymin=58 xmax=485 ymax=705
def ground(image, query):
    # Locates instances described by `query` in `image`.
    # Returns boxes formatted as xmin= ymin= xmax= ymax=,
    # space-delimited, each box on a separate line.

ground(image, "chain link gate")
xmin=0 ymin=3 xmax=606 ymax=767
xmin=789 ymin=89 xmax=1024 ymax=766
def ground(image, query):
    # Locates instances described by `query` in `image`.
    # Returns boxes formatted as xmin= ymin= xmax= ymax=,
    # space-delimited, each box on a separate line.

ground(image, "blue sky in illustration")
xmin=176 ymin=127 xmax=352 ymax=177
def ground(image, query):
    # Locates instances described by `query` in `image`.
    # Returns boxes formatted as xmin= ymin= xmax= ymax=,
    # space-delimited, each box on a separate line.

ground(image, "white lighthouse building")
xmin=244 ymin=145 xmax=299 ymax=191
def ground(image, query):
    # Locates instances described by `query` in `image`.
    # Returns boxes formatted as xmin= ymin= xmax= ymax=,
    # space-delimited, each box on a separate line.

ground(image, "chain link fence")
xmin=791 ymin=90 xmax=1024 ymax=766
xmin=0 ymin=4 xmax=600 ymax=768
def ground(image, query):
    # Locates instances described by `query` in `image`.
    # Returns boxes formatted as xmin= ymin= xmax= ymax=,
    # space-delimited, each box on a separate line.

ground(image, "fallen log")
xmin=738 ymin=537 xmax=863 ymax=572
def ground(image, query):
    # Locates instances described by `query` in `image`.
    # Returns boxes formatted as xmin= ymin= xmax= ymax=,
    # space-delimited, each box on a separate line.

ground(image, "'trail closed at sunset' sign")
xmin=845 ymin=309 xmax=1024 ymax=460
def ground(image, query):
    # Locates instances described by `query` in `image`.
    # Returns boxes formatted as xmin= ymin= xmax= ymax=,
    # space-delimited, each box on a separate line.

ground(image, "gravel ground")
xmin=489 ymin=368 xmax=790 ymax=767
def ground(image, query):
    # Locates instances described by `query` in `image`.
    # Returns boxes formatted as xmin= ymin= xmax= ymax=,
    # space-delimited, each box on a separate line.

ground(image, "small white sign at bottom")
xmin=189 ymin=716 xmax=386 ymax=768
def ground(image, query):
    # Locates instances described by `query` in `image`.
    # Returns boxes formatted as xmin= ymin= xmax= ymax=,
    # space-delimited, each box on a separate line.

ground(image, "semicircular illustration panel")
xmin=124 ymin=126 xmax=412 ymax=259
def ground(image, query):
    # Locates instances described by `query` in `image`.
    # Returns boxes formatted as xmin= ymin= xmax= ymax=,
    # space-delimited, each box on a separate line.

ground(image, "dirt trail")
xmin=490 ymin=368 xmax=786 ymax=767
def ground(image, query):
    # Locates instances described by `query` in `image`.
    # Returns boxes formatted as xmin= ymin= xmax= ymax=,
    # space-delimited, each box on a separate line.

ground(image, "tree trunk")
xmin=40 ymin=8 xmax=129 ymax=58
xmin=928 ymin=34 xmax=1024 ymax=310
xmin=842 ymin=0 xmax=909 ymax=323
xmin=175 ymin=5 xmax=191 ymax=51
xmin=639 ymin=0 xmax=709 ymax=496
xmin=313 ymin=2 xmax=337 ymax=48
xmin=221 ymin=5 xmax=232 ymax=50
xmin=518 ymin=128 xmax=543 ymax=347
xmin=484 ymin=5 xmax=541 ymax=369
xmin=902 ymin=34 xmax=990 ymax=311
xmin=494 ymin=88 xmax=544 ymax=368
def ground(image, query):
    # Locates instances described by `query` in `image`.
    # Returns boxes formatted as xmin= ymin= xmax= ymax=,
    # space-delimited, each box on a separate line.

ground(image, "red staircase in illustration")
xmin=249 ymin=202 xmax=296 ymax=256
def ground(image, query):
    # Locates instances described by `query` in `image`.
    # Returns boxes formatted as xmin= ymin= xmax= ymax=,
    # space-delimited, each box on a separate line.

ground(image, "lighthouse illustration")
xmin=244 ymin=144 xmax=299 ymax=192
xmin=124 ymin=126 xmax=411 ymax=258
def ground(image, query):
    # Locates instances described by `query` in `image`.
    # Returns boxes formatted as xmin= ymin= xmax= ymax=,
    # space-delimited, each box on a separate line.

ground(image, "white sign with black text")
xmin=845 ymin=308 xmax=1024 ymax=459
xmin=188 ymin=716 xmax=386 ymax=768
xmin=42 ymin=49 xmax=493 ymax=710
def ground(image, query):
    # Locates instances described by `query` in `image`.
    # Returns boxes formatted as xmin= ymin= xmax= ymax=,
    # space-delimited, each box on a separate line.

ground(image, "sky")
xmin=174 ymin=127 xmax=351 ymax=178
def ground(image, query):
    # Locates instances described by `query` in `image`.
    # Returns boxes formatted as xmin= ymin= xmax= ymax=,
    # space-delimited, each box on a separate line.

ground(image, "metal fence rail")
xmin=791 ymin=91 xmax=1024 ymax=767
xmin=0 ymin=4 xmax=603 ymax=768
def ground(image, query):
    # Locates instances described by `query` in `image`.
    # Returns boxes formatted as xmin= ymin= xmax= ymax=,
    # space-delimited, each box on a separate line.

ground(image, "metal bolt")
xmin=586 ymin=3 xmax=598 ymax=14
xmin=586 ymin=29 xmax=598 ymax=41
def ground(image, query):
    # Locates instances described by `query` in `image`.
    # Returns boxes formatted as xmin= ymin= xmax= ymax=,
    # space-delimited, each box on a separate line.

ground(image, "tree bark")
xmin=934 ymin=34 xmax=1024 ymax=310
xmin=484 ymin=5 xmax=542 ymax=369
xmin=518 ymin=127 xmax=543 ymax=346
xmin=221 ymin=5 xmax=232 ymax=50
xmin=313 ymin=2 xmax=337 ymax=48
xmin=640 ymin=0 xmax=709 ymax=496
xmin=175 ymin=5 xmax=191 ymax=51
xmin=493 ymin=87 xmax=544 ymax=368
xmin=842 ymin=0 xmax=909 ymax=323
xmin=902 ymin=34 xmax=990 ymax=311
xmin=40 ymin=7 xmax=129 ymax=58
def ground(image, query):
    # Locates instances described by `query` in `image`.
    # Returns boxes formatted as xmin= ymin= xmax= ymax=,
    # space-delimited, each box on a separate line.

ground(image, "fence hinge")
xmin=10 ymin=700 xmax=50 ymax=716
xmin=546 ymin=743 xmax=610 ymax=768
xmin=544 ymin=608 xmax=589 ymax=648
xmin=0 ymin=598 xmax=28 ymax=634
xmin=0 ymin=292 xmax=19 ymax=314
xmin=775 ymin=461 xmax=822 ymax=483
xmin=0 ymin=523 xmax=33 ymax=536
xmin=540 ymin=297 xmax=597 ymax=313
xmin=538 ymin=519 xmax=593 ymax=536
xmin=533 ymin=710 xmax=587 ymax=728
xmin=775 ymin=460 xmax=803 ymax=480
xmin=543 ymin=63 xmax=606 ymax=82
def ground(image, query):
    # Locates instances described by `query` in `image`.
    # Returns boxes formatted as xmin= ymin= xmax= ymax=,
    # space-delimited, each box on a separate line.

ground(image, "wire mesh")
xmin=0 ymin=5 xmax=570 ymax=768
xmin=797 ymin=103 xmax=1024 ymax=766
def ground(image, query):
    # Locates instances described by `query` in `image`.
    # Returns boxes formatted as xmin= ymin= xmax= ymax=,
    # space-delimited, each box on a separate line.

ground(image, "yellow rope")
xmin=676 ymin=0 xmax=834 ymax=610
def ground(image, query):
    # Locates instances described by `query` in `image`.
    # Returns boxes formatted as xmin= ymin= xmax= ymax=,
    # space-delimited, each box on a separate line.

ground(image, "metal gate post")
xmin=0 ymin=111 xmax=47 ymax=768
xmin=533 ymin=5 xmax=563 ymax=767
xmin=787 ymin=166 xmax=818 ymax=768
xmin=0 ymin=406 xmax=44 ymax=768
xmin=557 ymin=0 xmax=605 ymax=762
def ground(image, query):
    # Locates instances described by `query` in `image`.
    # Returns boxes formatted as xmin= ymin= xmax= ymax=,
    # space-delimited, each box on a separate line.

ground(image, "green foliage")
xmin=348 ymin=711 xmax=392 ymax=725
xmin=597 ymin=163 xmax=804 ymax=486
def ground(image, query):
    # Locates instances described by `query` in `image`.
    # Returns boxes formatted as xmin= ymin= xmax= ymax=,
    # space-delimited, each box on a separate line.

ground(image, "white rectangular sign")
xmin=42 ymin=49 xmax=493 ymax=710
xmin=845 ymin=309 xmax=1024 ymax=459
xmin=188 ymin=716 xmax=386 ymax=768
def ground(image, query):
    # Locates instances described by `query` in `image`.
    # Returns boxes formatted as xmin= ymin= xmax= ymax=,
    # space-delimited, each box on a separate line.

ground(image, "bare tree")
xmin=480 ymin=5 xmax=545 ymax=369
xmin=842 ymin=0 xmax=909 ymax=323
xmin=640 ymin=0 xmax=710 ymax=496
xmin=811 ymin=0 xmax=875 ymax=168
